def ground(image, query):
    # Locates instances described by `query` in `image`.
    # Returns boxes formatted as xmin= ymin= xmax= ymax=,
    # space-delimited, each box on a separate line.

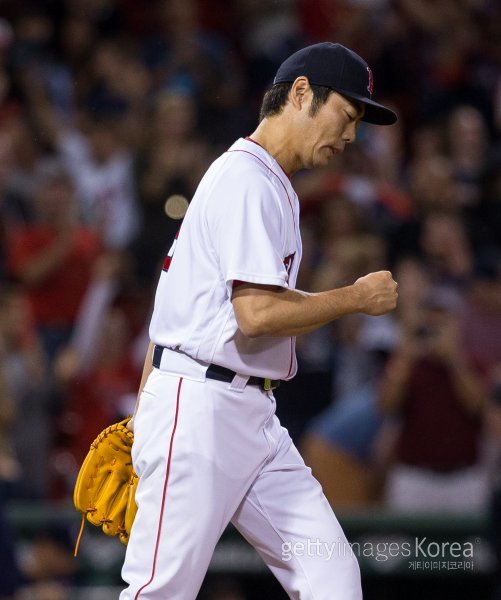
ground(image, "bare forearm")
xmin=22 ymin=74 xmax=59 ymax=148
xmin=449 ymin=360 xmax=486 ymax=414
xmin=378 ymin=355 xmax=413 ymax=413
xmin=233 ymin=285 xmax=361 ymax=337
xmin=0 ymin=370 xmax=15 ymax=427
xmin=232 ymin=271 xmax=398 ymax=338
xmin=20 ymin=237 xmax=71 ymax=286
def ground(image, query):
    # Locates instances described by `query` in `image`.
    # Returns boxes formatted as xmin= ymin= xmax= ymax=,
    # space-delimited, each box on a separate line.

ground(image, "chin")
xmin=312 ymin=155 xmax=331 ymax=168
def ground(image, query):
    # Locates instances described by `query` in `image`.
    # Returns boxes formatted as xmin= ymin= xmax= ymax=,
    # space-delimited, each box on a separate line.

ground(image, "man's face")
xmin=296 ymin=90 xmax=364 ymax=169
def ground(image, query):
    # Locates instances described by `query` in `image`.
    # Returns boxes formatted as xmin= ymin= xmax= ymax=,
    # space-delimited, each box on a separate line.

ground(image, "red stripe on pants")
xmin=135 ymin=377 xmax=183 ymax=599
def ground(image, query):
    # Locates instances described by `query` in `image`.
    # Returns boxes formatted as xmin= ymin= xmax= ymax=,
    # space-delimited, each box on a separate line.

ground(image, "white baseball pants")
xmin=120 ymin=358 xmax=362 ymax=599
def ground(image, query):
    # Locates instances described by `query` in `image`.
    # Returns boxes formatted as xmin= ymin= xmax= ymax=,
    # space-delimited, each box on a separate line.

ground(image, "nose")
xmin=343 ymin=122 xmax=358 ymax=144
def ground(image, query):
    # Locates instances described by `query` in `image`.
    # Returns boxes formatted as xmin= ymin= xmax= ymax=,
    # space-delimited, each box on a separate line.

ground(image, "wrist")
xmin=348 ymin=283 xmax=364 ymax=313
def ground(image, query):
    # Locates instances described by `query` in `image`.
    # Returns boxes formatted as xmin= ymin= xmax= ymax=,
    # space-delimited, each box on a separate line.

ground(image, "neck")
xmin=249 ymin=117 xmax=301 ymax=175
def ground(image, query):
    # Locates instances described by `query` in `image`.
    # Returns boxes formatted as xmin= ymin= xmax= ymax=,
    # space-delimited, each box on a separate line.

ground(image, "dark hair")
xmin=259 ymin=82 xmax=333 ymax=122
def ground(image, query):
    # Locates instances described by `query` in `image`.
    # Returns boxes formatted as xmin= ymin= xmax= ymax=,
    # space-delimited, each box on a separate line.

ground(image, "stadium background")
xmin=0 ymin=0 xmax=500 ymax=598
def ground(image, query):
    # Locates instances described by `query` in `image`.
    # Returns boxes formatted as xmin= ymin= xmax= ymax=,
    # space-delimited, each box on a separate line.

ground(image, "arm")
xmin=0 ymin=368 xmax=15 ymax=430
xmin=16 ymin=231 xmax=74 ymax=287
xmin=378 ymin=349 xmax=415 ymax=414
xmin=231 ymin=270 xmax=398 ymax=338
xmin=379 ymin=317 xmax=487 ymax=416
xmin=430 ymin=315 xmax=486 ymax=415
xmin=447 ymin=358 xmax=486 ymax=415
xmin=127 ymin=341 xmax=154 ymax=432
xmin=20 ymin=68 xmax=60 ymax=148
xmin=66 ymin=257 xmax=120 ymax=372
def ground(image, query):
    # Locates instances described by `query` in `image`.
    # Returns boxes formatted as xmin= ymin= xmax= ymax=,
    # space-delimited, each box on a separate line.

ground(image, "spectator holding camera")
xmin=379 ymin=287 xmax=488 ymax=513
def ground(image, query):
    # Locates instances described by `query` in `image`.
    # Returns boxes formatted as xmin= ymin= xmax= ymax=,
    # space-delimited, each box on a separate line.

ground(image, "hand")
xmin=126 ymin=417 xmax=134 ymax=433
xmin=353 ymin=271 xmax=398 ymax=316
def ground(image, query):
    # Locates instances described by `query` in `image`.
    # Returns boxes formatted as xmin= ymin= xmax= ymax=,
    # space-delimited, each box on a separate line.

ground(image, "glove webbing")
xmin=91 ymin=418 xmax=134 ymax=448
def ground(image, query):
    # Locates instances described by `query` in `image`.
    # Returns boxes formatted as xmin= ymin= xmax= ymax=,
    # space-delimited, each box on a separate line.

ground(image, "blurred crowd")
xmin=0 ymin=0 xmax=500 ymax=597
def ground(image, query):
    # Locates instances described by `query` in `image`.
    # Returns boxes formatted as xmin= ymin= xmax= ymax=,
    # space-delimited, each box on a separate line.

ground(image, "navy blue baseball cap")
xmin=273 ymin=42 xmax=397 ymax=126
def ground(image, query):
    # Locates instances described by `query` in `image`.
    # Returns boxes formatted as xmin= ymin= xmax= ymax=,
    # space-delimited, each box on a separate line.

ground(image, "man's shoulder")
xmin=220 ymin=141 xmax=271 ymax=171
xmin=203 ymin=144 xmax=277 ymax=191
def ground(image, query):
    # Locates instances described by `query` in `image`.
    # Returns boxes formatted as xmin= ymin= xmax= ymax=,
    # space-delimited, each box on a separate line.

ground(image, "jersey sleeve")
xmin=207 ymin=171 xmax=288 ymax=292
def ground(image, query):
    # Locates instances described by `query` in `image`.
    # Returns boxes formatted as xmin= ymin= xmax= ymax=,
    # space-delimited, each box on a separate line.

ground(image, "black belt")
xmin=152 ymin=346 xmax=280 ymax=391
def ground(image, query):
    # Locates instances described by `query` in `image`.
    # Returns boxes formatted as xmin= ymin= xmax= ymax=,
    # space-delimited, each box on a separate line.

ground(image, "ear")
xmin=289 ymin=77 xmax=310 ymax=111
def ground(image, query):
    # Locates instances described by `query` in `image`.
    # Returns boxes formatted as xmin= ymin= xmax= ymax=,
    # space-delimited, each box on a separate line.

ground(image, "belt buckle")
xmin=263 ymin=378 xmax=279 ymax=392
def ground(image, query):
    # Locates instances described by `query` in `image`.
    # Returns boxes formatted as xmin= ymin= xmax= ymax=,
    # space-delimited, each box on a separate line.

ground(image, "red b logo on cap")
xmin=367 ymin=66 xmax=374 ymax=96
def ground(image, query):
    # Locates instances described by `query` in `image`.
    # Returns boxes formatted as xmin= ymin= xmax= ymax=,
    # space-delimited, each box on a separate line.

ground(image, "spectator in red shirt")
xmin=6 ymin=165 xmax=102 ymax=363
xmin=379 ymin=287 xmax=488 ymax=513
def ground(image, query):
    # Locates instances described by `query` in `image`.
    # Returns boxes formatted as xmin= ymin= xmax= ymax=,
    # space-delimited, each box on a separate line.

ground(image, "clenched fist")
xmin=353 ymin=271 xmax=398 ymax=316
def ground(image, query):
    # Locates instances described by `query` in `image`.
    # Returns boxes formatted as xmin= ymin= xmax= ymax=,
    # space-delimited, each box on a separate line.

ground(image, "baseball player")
xmin=121 ymin=42 xmax=398 ymax=600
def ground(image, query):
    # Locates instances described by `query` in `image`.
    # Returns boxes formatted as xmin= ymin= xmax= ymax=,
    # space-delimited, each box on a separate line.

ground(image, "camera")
xmin=415 ymin=325 xmax=438 ymax=340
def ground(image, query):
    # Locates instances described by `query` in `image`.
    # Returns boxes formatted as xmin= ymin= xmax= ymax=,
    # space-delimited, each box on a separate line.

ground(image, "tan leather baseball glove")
xmin=73 ymin=418 xmax=138 ymax=555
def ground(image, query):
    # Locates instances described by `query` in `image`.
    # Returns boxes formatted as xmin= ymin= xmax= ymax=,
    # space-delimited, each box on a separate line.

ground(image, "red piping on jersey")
xmin=227 ymin=146 xmax=298 ymax=376
xmin=226 ymin=148 xmax=298 ymax=238
xmin=287 ymin=337 xmax=295 ymax=379
xmin=244 ymin=136 xmax=291 ymax=179
xmin=134 ymin=377 xmax=183 ymax=599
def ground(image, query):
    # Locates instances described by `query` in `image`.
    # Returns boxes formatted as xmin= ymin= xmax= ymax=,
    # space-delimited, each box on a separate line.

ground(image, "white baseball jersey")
xmin=121 ymin=137 xmax=362 ymax=600
xmin=149 ymin=137 xmax=302 ymax=380
xmin=58 ymin=130 xmax=139 ymax=249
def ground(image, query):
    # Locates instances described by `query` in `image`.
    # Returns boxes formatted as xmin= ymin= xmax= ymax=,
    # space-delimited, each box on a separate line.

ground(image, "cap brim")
xmin=335 ymin=89 xmax=397 ymax=125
